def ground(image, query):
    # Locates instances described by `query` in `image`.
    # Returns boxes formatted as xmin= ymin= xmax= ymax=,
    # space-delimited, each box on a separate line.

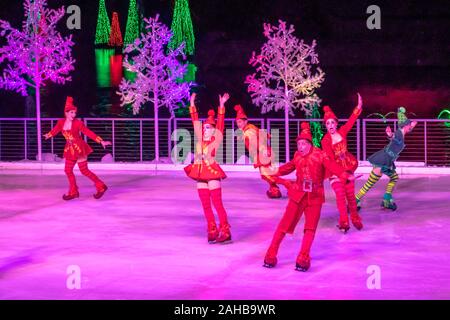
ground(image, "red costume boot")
xmin=263 ymin=230 xmax=285 ymax=268
xmin=266 ymin=184 xmax=282 ymax=199
xmin=296 ymin=229 xmax=315 ymax=272
xmin=331 ymin=181 xmax=350 ymax=233
xmin=345 ymin=181 xmax=363 ymax=230
xmin=296 ymin=253 xmax=311 ymax=272
xmin=198 ymin=189 xmax=219 ymax=243
xmin=210 ymin=188 xmax=232 ymax=243
xmin=262 ymin=173 xmax=282 ymax=198
xmin=78 ymin=161 xmax=108 ymax=199
xmin=264 ymin=199 xmax=299 ymax=268
xmin=63 ymin=159 xmax=79 ymax=200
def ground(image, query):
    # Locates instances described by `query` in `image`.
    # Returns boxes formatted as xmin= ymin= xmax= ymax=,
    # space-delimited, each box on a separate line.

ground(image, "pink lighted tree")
xmin=118 ymin=15 xmax=192 ymax=162
xmin=245 ymin=20 xmax=325 ymax=160
xmin=0 ymin=0 xmax=75 ymax=161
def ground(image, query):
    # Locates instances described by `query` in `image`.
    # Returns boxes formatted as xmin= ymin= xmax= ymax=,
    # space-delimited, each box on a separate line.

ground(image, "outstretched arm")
xmin=276 ymin=160 xmax=296 ymax=177
xmin=79 ymin=121 xmax=110 ymax=148
xmin=268 ymin=160 xmax=296 ymax=186
xmin=43 ymin=120 xmax=63 ymax=140
xmin=340 ymin=93 xmax=363 ymax=135
xmin=79 ymin=121 xmax=102 ymax=143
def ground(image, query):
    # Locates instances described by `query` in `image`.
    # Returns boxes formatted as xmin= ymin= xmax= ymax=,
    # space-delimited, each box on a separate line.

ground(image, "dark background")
xmin=0 ymin=0 xmax=449 ymax=119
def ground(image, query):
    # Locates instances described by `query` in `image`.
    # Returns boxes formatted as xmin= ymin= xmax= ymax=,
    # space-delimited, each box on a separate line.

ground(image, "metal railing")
xmin=0 ymin=117 xmax=449 ymax=166
xmin=362 ymin=119 xmax=450 ymax=166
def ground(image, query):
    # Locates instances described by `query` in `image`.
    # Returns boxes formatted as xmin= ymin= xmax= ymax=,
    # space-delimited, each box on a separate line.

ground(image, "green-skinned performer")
xmin=356 ymin=107 xmax=417 ymax=211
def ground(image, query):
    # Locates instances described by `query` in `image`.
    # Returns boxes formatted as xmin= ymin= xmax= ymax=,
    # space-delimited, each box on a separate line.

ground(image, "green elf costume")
xmin=356 ymin=107 xmax=417 ymax=211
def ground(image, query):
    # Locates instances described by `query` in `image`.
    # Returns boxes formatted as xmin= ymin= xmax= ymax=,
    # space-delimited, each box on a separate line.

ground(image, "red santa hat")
xmin=296 ymin=122 xmax=313 ymax=142
xmin=323 ymin=105 xmax=338 ymax=123
xmin=204 ymin=109 xmax=216 ymax=126
xmin=234 ymin=104 xmax=248 ymax=120
xmin=64 ymin=96 xmax=77 ymax=112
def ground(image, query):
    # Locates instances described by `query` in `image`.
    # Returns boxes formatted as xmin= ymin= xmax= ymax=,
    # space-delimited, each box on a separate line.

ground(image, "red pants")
xmin=331 ymin=179 xmax=360 ymax=225
xmin=266 ymin=196 xmax=322 ymax=260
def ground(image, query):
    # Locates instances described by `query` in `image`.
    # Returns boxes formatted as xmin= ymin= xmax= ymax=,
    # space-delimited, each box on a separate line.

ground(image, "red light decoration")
xmin=110 ymin=54 xmax=123 ymax=87
xmin=109 ymin=12 xmax=123 ymax=47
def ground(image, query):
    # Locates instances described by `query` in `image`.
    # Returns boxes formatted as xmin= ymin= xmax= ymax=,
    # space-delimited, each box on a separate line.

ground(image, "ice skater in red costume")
xmin=321 ymin=93 xmax=364 ymax=233
xmin=44 ymin=96 xmax=111 ymax=200
xmin=184 ymin=92 xmax=232 ymax=244
xmin=263 ymin=122 xmax=354 ymax=271
xmin=234 ymin=104 xmax=282 ymax=198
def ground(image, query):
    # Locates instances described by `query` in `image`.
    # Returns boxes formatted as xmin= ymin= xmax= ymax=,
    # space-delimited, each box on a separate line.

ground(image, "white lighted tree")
xmin=245 ymin=20 xmax=325 ymax=160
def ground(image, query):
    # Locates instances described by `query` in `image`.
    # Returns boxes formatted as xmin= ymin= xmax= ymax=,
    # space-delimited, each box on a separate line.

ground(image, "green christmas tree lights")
xmin=95 ymin=0 xmax=110 ymax=45
xmin=124 ymin=0 xmax=140 ymax=45
xmin=308 ymin=103 xmax=324 ymax=148
xmin=169 ymin=0 xmax=195 ymax=55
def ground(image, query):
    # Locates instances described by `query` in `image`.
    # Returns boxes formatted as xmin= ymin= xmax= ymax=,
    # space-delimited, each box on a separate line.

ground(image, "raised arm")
xmin=340 ymin=93 xmax=363 ymax=135
xmin=44 ymin=120 xmax=63 ymax=139
xmin=189 ymin=93 xmax=202 ymax=139
xmin=216 ymin=93 xmax=229 ymax=134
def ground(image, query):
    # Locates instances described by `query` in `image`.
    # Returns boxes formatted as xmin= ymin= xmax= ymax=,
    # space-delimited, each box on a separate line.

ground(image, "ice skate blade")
xmin=336 ymin=225 xmax=349 ymax=234
xmin=263 ymin=263 xmax=275 ymax=268
xmin=381 ymin=204 xmax=397 ymax=211
xmin=217 ymin=239 xmax=233 ymax=245
xmin=94 ymin=186 xmax=108 ymax=199
xmin=295 ymin=266 xmax=308 ymax=272
xmin=62 ymin=194 xmax=79 ymax=201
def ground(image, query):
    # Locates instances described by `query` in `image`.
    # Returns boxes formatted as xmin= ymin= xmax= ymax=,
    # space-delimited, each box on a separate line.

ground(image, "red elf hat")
xmin=234 ymin=104 xmax=248 ymax=120
xmin=323 ymin=105 xmax=337 ymax=123
xmin=296 ymin=122 xmax=313 ymax=142
xmin=204 ymin=109 xmax=216 ymax=126
xmin=64 ymin=96 xmax=77 ymax=112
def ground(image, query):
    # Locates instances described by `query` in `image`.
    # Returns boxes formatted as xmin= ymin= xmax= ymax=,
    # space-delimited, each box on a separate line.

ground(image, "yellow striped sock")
xmin=385 ymin=172 xmax=399 ymax=195
xmin=356 ymin=171 xmax=382 ymax=200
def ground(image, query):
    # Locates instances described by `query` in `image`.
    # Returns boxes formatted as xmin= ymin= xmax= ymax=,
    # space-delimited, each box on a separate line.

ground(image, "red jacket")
xmin=184 ymin=105 xmax=227 ymax=181
xmin=274 ymin=147 xmax=348 ymax=205
xmin=241 ymin=123 xmax=273 ymax=168
xmin=321 ymin=107 xmax=361 ymax=174
xmin=46 ymin=119 xmax=103 ymax=160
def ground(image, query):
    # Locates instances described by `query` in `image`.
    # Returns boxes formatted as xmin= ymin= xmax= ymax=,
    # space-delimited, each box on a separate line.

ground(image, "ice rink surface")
xmin=0 ymin=170 xmax=449 ymax=299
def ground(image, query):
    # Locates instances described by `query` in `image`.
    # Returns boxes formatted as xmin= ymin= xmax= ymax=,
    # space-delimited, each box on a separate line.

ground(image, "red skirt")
xmin=184 ymin=161 xmax=227 ymax=181
xmin=63 ymin=140 xmax=93 ymax=160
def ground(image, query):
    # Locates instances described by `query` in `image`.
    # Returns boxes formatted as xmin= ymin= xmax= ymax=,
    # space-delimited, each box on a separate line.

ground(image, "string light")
xmin=95 ymin=0 xmax=110 ymax=45
xmin=245 ymin=20 xmax=325 ymax=117
xmin=109 ymin=12 xmax=123 ymax=47
xmin=0 ymin=0 xmax=75 ymax=161
xmin=438 ymin=109 xmax=450 ymax=128
xmin=0 ymin=0 xmax=75 ymax=94
xmin=124 ymin=0 xmax=140 ymax=45
xmin=95 ymin=48 xmax=114 ymax=87
xmin=308 ymin=102 xmax=324 ymax=147
xmin=169 ymin=0 xmax=195 ymax=56
xmin=118 ymin=15 xmax=192 ymax=115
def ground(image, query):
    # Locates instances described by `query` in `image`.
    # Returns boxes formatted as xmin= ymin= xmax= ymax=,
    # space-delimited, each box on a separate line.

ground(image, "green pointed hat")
xmin=397 ymin=106 xmax=411 ymax=128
